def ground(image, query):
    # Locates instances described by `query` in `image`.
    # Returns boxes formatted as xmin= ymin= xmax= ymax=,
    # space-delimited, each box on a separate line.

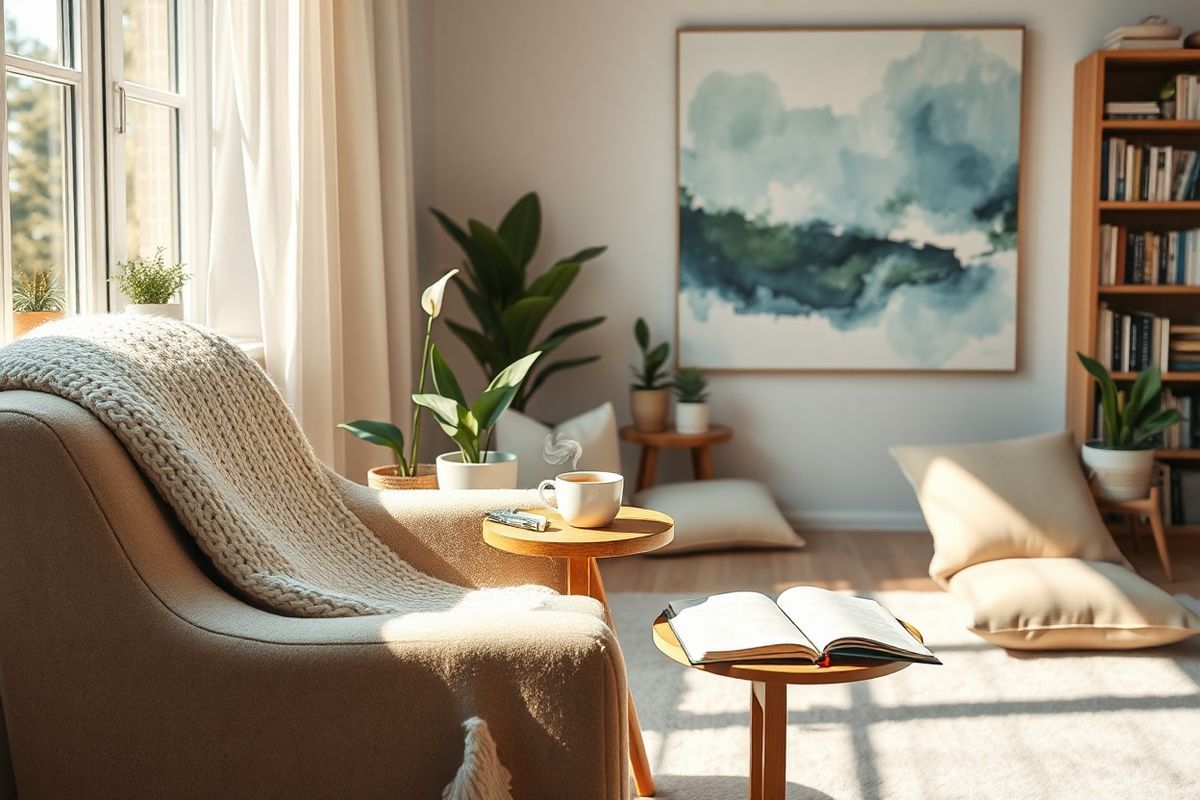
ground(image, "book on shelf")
xmin=1169 ymin=74 xmax=1200 ymax=120
xmin=1102 ymin=37 xmax=1183 ymax=50
xmin=1159 ymin=389 xmax=1196 ymax=449
xmin=1099 ymin=139 xmax=1200 ymax=201
xmin=1096 ymin=306 xmax=1169 ymax=372
xmin=1170 ymin=324 xmax=1200 ymax=372
xmin=664 ymin=587 xmax=940 ymax=667
xmin=1096 ymin=225 xmax=1200 ymax=285
xmin=1104 ymin=101 xmax=1161 ymax=120
xmin=1163 ymin=464 xmax=1200 ymax=525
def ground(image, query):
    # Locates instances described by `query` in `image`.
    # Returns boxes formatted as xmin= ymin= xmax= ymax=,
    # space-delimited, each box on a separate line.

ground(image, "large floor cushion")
xmin=948 ymin=558 xmax=1200 ymax=650
xmin=635 ymin=479 xmax=804 ymax=555
xmin=891 ymin=431 xmax=1127 ymax=585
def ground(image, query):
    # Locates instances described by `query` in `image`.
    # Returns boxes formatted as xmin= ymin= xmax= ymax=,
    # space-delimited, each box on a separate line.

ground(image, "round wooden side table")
xmin=483 ymin=506 xmax=674 ymax=798
xmin=652 ymin=613 xmax=922 ymax=800
xmin=619 ymin=424 xmax=733 ymax=492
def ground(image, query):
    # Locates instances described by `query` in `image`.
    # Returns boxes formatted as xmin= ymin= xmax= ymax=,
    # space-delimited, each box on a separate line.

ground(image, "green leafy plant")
xmin=1077 ymin=352 xmax=1182 ymax=449
xmin=109 ymin=247 xmax=190 ymax=304
xmin=12 ymin=266 xmax=64 ymax=312
xmin=412 ymin=346 xmax=541 ymax=463
xmin=631 ymin=318 xmax=670 ymax=389
xmin=673 ymin=367 xmax=708 ymax=403
xmin=431 ymin=192 xmax=606 ymax=411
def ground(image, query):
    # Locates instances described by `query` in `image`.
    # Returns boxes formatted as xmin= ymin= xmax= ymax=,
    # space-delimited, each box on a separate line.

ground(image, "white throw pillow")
xmin=495 ymin=402 xmax=622 ymax=489
xmin=634 ymin=479 xmax=804 ymax=555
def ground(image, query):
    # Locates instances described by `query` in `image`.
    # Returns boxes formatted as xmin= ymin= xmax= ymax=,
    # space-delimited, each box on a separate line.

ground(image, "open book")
xmin=665 ymin=587 xmax=941 ymax=666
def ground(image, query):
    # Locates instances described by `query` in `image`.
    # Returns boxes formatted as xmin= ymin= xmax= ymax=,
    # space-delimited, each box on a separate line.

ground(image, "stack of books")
xmin=1102 ymin=20 xmax=1182 ymax=50
xmin=1100 ymin=140 xmax=1200 ymax=201
xmin=1096 ymin=306 xmax=1169 ymax=372
xmin=1160 ymin=389 xmax=1197 ymax=449
xmin=1097 ymin=225 xmax=1200 ymax=285
xmin=1169 ymin=324 xmax=1200 ymax=372
xmin=1166 ymin=74 xmax=1200 ymax=120
xmin=1104 ymin=101 xmax=1161 ymax=120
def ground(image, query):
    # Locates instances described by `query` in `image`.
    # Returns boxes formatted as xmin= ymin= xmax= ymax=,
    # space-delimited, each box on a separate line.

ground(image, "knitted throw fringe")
xmin=0 ymin=315 xmax=555 ymax=617
xmin=442 ymin=718 xmax=514 ymax=800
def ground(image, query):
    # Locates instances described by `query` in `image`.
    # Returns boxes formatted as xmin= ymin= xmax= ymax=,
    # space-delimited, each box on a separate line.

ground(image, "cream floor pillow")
xmin=948 ymin=558 xmax=1200 ymax=650
xmin=891 ymin=431 xmax=1127 ymax=585
xmin=494 ymin=403 xmax=622 ymax=489
xmin=635 ymin=479 xmax=804 ymax=555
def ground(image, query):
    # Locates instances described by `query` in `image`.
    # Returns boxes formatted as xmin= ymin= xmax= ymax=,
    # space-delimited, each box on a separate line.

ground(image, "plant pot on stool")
xmin=630 ymin=317 xmax=672 ymax=432
xmin=672 ymin=367 xmax=710 ymax=435
xmin=630 ymin=388 xmax=670 ymax=433
xmin=1081 ymin=444 xmax=1156 ymax=502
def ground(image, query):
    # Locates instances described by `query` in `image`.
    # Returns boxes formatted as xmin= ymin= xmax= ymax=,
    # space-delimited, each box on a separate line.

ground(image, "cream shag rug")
xmin=609 ymin=591 xmax=1200 ymax=800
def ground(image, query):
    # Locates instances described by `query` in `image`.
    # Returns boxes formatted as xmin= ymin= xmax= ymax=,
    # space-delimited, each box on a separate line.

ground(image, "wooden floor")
xmin=601 ymin=529 xmax=1200 ymax=596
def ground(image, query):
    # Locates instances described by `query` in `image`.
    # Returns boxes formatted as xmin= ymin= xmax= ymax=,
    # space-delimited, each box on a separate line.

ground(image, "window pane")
xmin=7 ymin=75 xmax=73 ymax=336
xmin=4 ymin=0 xmax=69 ymax=66
xmin=122 ymin=0 xmax=174 ymax=91
xmin=124 ymin=98 xmax=177 ymax=260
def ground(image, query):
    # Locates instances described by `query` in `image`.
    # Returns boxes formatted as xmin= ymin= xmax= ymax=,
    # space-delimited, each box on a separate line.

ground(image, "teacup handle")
xmin=537 ymin=479 xmax=558 ymax=509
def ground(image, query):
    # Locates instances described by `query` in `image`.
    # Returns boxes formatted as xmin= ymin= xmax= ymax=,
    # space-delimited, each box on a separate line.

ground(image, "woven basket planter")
xmin=367 ymin=463 xmax=438 ymax=490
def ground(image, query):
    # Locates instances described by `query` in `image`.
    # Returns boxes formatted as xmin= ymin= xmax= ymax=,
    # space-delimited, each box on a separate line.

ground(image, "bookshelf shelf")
xmin=1101 ymin=120 xmax=1200 ymax=132
xmin=1155 ymin=449 xmax=1200 ymax=460
xmin=1098 ymin=285 xmax=1200 ymax=295
xmin=1097 ymin=201 xmax=1200 ymax=211
xmin=1111 ymin=372 xmax=1200 ymax=382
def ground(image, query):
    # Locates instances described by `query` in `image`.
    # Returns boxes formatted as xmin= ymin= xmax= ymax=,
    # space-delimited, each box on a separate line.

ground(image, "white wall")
xmin=408 ymin=0 xmax=1200 ymax=529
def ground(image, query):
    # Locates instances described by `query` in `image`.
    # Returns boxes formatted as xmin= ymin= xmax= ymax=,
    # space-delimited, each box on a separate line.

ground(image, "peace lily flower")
xmin=421 ymin=268 xmax=459 ymax=319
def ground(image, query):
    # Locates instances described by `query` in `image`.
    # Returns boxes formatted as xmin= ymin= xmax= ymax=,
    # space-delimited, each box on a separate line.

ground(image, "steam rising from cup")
xmin=542 ymin=433 xmax=583 ymax=471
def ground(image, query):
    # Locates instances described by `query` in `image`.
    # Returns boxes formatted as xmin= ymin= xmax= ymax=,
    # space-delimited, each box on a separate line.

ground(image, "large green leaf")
xmin=428 ymin=344 xmax=467 ymax=406
xmin=447 ymin=320 xmax=505 ymax=373
xmin=500 ymin=296 xmax=555 ymax=352
xmin=526 ymin=355 xmax=600 ymax=398
xmin=526 ymin=261 xmax=580 ymax=302
xmin=1126 ymin=367 xmax=1162 ymax=428
xmin=1078 ymin=353 xmax=1120 ymax=444
xmin=635 ymin=318 xmax=650 ymax=351
xmin=454 ymin=276 xmax=501 ymax=332
xmin=337 ymin=420 xmax=407 ymax=471
xmin=471 ymin=385 xmax=520 ymax=432
xmin=431 ymin=209 xmax=485 ymax=283
xmin=497 ymin=192 xmax=541 ymax=271
xmin=534 ymin=315 xmax=606 ymax=354
xmin=1132 ymin=407 xmax=1183 ymax=448
xmin=645 ymin=342 xmax=670 ymax=375
xmin=487 ymin=350 xmax=543 ymax=392
xmin=411 ymin=394 xmax=465 ymax=438
xmin=469 ymin=220 xmax=522 ymax=300
xmin=555 ymin=245 xmax=607 ymax=266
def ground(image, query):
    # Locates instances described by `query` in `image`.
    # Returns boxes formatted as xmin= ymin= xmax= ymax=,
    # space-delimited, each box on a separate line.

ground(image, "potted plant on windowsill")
xmin=630 ymin=317 xmax=670 ymax=433
xmin=110 ymin=247 xmax=190 ymax=318
xmin=673 ymin=367 xmax=709 ymax=435
xmin=413 ymin=346 xmax=541 ymax=490
xmin=1077 ymin=353 xmax=1182 ymax=501
xmin=12 ymin=266 xmax=65 ymax=338
xmin=339 ymin=270 xmax=459 ymax=489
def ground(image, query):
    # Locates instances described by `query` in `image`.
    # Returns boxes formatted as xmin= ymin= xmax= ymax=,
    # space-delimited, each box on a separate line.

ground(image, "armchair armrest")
xmin=331 ymin=473 xmax=566 ymax=591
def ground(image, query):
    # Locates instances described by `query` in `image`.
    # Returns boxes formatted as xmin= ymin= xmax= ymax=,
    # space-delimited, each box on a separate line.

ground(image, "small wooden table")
xmin=483 ymin=506 xmax=674 ymax=798
xmin=652 ymin=614 xmax=921 ymax=800
xmin=1094 ymin=485 xmax=1173 ymax=581
xmin=619 ymin=424 xmax=733 ymax=492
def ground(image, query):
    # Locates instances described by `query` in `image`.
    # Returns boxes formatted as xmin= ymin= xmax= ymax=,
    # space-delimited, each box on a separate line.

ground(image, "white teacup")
xmin=537 ymin=471 xmax=623 ymax=528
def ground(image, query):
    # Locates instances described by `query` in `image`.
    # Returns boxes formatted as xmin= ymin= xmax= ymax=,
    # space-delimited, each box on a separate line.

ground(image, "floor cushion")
xmin=634 ymin=479 xmax=804 ymax=555
xmin=495 ymin=402 xmax=621 ymax=489
xmin=948 ymin=558 xmax=1200 ymax=650
xmin=891 ymin=431 xmax=1127 ymax=585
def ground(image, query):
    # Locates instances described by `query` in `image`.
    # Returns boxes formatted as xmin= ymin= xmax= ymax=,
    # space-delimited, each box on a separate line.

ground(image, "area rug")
xmin=609 ymin=591 xmax=1200 ymax=800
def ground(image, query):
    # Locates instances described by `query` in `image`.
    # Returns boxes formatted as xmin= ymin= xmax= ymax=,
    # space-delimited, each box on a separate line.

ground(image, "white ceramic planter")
xmin=1080 ymin=443 xmax=1156 ymax=502
xmin=674 ymin=401 xmax=710 ymax=435
xmin=126 ymin=303 xmax=183 ymax=319
xmin=630 ymin=388 xmax=670 ymax=433
xmin=435 ymin=451 xmax=519 ymax=490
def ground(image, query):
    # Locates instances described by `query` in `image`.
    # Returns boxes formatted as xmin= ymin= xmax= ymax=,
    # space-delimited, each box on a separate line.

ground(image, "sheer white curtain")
xmin=208 ymin=0 xmax=417 ymax=479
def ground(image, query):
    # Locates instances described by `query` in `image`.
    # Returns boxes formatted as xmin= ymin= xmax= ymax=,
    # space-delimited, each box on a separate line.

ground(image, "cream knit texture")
xmin=0 ymin=315 xmax=558 ymax=617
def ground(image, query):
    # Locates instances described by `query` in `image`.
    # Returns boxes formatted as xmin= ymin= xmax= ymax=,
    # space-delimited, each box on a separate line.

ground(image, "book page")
xmin=667 ymin=592 xmax=817 ymax=663
xmin=776 ymin=586 xmax=935 ymax=660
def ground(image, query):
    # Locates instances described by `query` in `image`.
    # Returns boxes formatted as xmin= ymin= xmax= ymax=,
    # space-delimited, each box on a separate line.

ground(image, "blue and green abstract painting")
xmin=677 ymin=29 xmax=1022 ymax=370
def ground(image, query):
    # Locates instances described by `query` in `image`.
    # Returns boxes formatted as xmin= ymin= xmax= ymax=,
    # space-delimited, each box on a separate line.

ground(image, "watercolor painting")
xmin=677 ymin=28 xmax=1023 ymax=371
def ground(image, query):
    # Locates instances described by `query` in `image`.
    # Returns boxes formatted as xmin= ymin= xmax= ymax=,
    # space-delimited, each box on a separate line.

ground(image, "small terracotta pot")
xmin=630 ymin=388 xmax=670 ymax=433
xmin=367 ymin=463 xmax=438 ymax=490
xmin=13 ymin=310 xmax=64 ymax=338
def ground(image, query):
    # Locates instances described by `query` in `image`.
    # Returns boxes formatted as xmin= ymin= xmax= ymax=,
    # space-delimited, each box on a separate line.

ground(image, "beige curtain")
xmin=208 ymin=0 xmax=417 ymax=479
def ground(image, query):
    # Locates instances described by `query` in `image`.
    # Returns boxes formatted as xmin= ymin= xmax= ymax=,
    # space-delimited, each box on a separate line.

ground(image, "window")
xmin=1 ymin=0 xmax=204 ymax=342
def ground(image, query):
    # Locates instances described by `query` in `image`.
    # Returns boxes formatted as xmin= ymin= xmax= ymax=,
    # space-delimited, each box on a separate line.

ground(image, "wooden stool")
xmin=1095 ymin=485 xmax=1173 ymax=581
xmin=483 ymin=506 xmax=674 ymax=797
xmin=619 ymin=424 xmax=733 ymax=492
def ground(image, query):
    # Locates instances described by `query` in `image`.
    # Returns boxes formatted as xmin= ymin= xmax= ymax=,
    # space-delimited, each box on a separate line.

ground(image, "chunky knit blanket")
xmin=0 ymin=315 xmax=558 ymax=617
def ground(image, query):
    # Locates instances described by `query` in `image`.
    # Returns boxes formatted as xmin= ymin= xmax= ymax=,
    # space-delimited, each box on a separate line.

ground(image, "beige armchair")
xmin=0 ymin=390 xmax=628 ymax=798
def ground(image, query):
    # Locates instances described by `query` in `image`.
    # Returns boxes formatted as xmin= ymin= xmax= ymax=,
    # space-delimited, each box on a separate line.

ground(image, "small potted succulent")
xmin=1077 ymin=352 xmax=1182 ymax=501
xmin=413 ymin=346 xmax=541 ymax=490
xmin=12 ymin=266 xmax=65 ymax=337
xmin=109 ymin=247 xmax=190 ymax=318
xmin=673 ymin=367 xmax=709 ymax=434
xmin=630 ymin=317 xmax=670 ymax=432
xmin=339 ymin=269 xmax=458 ymax=489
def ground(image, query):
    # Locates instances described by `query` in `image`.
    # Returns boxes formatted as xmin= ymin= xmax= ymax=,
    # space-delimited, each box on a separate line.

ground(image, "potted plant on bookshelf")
xmin=673 ymin=367 xmax=709 ymax=435
xmin=12 ymin=266 xmax=65 ymax=337
xmin=338 ymin=270 xmax=459 ymax=489
xmin=630 ymin=317 xmax=671 ymax=433
xmin=1077 ymin=353 xmax=1183 ymax=501
xmin=109 ymin=247 xmax=190 ymax=318
xmin=413 ymin=346 xmax=541 ymax=490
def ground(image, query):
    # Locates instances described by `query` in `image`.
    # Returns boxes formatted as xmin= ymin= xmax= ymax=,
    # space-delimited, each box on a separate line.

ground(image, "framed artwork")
xmin=676 ymin=27 xmax=1023 ymax=372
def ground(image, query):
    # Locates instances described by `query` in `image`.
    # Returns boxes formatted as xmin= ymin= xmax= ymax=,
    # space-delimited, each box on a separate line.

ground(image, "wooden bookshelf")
xmin=1068 ymin=49 xmax=1200 ymax=533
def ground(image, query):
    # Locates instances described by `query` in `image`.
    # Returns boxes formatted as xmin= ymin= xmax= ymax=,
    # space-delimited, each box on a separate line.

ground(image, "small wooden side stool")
xmin=618 ymin=424 xmax=733 ymax=492
xmin=1095 ymin=485 xmax=1173 ymax=581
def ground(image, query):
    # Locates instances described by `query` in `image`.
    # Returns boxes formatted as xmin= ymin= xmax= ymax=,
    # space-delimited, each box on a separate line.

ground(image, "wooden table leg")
xmin=750 ymin=681 xmax=786 ymax=800
xmin=584 ymin=558 xmax=656 ymax=797
xmin=691 ymin=444 xmax=715 ymax=480
xmin=1147 ymin=505 xmax=1174 ymax=581
xmin=637 ymin=446 xmax=660 ymax=492
xmin=567 ymin=557 xmax=591 ymax=595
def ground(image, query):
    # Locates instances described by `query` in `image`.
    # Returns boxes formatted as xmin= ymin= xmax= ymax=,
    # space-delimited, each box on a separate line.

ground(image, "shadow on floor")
xmin=637 ymin=774 xmax=833 ymax=800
